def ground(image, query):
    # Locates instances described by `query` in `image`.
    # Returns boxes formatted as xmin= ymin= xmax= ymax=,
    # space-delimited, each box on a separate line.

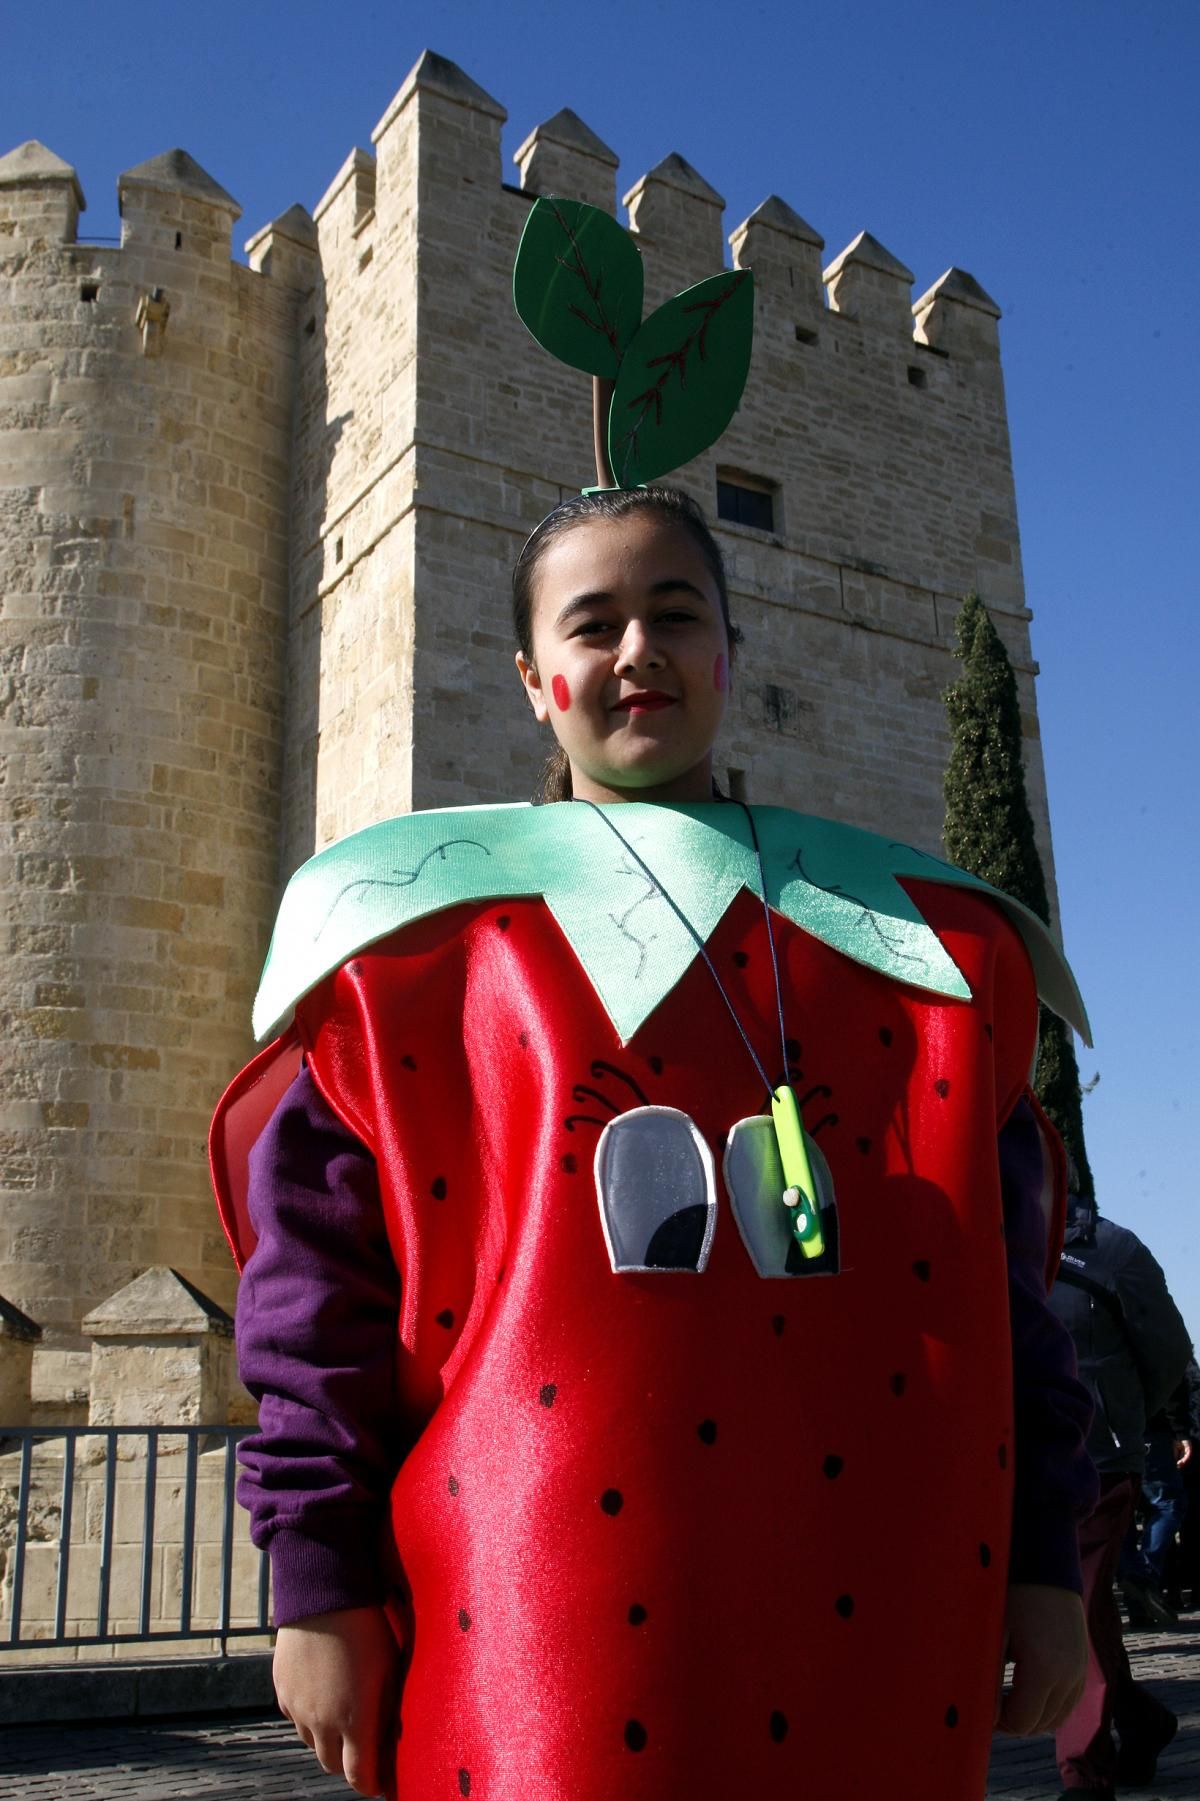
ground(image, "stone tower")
xmin=0 ymin=141 xmax=309 ymax=1336
xmin=0 ymin=51 xmax=1056 ymax=1351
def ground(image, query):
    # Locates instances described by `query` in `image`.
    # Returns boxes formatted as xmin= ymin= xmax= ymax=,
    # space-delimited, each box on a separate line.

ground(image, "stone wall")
xmin=0 ymin=145 xmax=304 ymax=1338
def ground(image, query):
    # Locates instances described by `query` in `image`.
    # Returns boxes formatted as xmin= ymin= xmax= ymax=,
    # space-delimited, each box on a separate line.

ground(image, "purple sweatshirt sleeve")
xmin=1001 ymin=1096 xmax=1099 ymax=1594
xmin=235 ymin=1062 xmax=402 ymax=1625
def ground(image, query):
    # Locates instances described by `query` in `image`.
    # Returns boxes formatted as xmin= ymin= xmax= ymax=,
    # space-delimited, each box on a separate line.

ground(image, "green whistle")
xmin=771 ymin=1084 xmax=826 ymax=1260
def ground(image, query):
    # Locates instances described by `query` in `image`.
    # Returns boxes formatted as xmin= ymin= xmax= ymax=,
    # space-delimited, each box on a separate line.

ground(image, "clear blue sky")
xmin=6 ymin=1 xmax=1199 ymax=1327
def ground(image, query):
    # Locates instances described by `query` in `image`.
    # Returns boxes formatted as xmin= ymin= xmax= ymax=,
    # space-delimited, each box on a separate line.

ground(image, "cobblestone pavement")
xmin=1 ymin=1625 xmax=1198 ymax=1799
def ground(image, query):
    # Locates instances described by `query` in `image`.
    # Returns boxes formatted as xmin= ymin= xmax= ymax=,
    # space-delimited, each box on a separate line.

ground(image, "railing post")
xmin=0 ymin=1425 xmax=269 ymax=1653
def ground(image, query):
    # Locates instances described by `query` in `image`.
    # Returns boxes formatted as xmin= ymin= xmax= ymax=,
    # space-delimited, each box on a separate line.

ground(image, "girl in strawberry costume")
xmin=211 ymin=205 xmax=1095 ymax=1800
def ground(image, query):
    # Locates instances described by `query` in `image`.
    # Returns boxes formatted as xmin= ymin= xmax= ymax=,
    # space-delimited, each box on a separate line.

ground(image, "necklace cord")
xmin=578 ymin=800 xmax=789 ymax=1106
xmin=739 ymin=803 xmax=791 ymax=1088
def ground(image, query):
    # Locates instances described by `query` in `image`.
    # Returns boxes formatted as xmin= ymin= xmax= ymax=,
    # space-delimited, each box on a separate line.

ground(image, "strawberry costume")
xmin=213 ymin=801 xmax=1094 ymax=1800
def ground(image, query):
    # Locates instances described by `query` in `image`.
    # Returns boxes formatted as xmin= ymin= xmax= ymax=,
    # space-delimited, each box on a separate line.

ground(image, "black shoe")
xmin=1120 ymin=1577 xmax=1179 ymax=1628
xmin=1115 ymin=1709 xmax=1178 ymax=1786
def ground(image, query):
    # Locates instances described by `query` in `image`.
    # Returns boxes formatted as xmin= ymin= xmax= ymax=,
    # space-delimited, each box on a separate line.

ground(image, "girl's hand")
xmin=274 ymin=1605 xmax=400 ymax=1796
xmin=996 ymin=1584 xmax=1088 ymax=1735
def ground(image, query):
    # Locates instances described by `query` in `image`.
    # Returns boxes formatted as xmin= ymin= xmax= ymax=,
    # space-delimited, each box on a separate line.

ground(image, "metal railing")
xmin=0 ymin=1426 xmax=271 ymax=1652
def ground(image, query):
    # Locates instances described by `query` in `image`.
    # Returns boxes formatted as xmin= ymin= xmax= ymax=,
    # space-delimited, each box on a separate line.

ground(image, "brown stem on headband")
xmin=593 ymin=377 xmax=615 ymax=489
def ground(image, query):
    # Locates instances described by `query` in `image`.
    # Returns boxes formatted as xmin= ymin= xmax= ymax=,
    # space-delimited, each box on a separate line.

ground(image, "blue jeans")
xmin=1120 ymin=1432 xmax=1188 ymax=1585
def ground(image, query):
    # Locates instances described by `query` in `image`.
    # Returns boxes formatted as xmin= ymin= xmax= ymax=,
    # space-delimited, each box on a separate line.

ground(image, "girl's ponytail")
xmin=535 ymin=745 xmax=573 ymax=805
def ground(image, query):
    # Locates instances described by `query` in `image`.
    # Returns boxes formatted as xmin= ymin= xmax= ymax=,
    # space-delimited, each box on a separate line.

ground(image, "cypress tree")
xmin=943 ymin=594 xmax=1094 ymax=1199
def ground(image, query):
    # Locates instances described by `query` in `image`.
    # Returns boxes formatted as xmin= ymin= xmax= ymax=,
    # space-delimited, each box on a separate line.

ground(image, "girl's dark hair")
xmin=512 ymin=486 xmax=740 ymax=803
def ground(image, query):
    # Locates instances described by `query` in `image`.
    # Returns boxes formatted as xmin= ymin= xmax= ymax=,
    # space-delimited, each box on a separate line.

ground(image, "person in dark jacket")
xmin=1048 ymin=1189 xmax=1193 ymax=1796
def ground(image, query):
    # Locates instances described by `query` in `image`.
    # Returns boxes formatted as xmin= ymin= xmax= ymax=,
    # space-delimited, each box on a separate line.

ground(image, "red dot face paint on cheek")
xmin=551 ymin=674 xmax=571 ymax=712
xmin=713 ymin=653 xmax=728 ymax=694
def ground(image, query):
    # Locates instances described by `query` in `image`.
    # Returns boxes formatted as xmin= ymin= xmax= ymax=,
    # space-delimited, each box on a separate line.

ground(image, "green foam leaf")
xmin=513 ymin=197 xmax=644 ymax=381
xmin=250 ymin=804 xmax=1089 ymax=1049
xmin=608 ymin=269 xmax=754 ymax=487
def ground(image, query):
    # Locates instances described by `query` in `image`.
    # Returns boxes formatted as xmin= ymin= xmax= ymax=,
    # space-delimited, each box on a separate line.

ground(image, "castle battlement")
xmin=0 ymin=49 xmax=1053 ymax=1372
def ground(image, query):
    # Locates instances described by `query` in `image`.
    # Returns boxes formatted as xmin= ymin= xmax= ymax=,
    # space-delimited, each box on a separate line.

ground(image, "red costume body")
xmin=216 ymin=875 xmax=1059 ymax=1800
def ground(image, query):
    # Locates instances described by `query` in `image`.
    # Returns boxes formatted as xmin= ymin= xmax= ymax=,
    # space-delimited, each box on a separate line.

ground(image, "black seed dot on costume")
xmin=436 ymin=1309 xmax=454 ymax=1329
xmin=458 ymin=1770 xmax=472 ymax=1796
xmin=979 ymin=1543 xmax=992 ymax=1568
xmin=998 ymin=1444 xmax=1008 ymax=1470
xmin=540 ymin=1383 xmax=557 ymax=1408
xmin=879 ymin=1026 xmax=893 ymax=1047
xmin=771 ymin=1314 xmax=786 ymax=1337
xmin=624 ymin=1720 xmax=648 ymax=1753
xmin=890 ymin=1372 xmax=907 ymax=1397
xmin=945 ymin=1705 xmax=959 ymax=1729
xmin=448 ymin=1475 xmax=460 ymax=1496
xmin=431 ymin=1176 xmax=448 ymax=1200
xmin=649 ymin=1055 xmax=663 ymax=1074
xmin=518 ymin=1030 xmax=529 ymax=1047
xmin=600 ymin=1488 xmax=624 ymax=1516
xmin=697 ymin=1419 xmax=717 ymax=1445
xmin=856 ymin=1135 xmax=871 ymax=1154
xmin=628 ymin=1603 xmax=647 ymax=1625
xmin=560 ymin=1152 xmax=577 ymax=1174
xmin=934 ymin=1078 xmax=951 ymax=1099
xmin=458 ymin=1608 xmax=471 ymax=1631
xmin=400 ymin=1054 xmax=417 ymax=1071
xmin=823 ymin=1454 xmax=844 ymax=1479
xmin=785 ymin=1037 xmax=802 ymax=1063
xmin=984 ymin=1022 xmax=993 ymax=1040
xmin=732 ymin=950 xmax=750 ymax=968
xmin=496 ymin=915 xmax=511 ymax=931
xmin=835 ymin=1594 xmax=855 ymax=1619
xmin=769 ymin=1710 xmax=789 ymax=1743
xmin=496 ymin=1264 xmax=506 ymax=1283
xmin=912 ymin=1259 xmax=931 ymax=1282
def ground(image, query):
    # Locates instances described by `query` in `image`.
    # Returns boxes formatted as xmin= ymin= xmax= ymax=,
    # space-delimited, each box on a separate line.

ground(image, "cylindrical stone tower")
xmin=0 ymin=141 xmax=311 ymax=1339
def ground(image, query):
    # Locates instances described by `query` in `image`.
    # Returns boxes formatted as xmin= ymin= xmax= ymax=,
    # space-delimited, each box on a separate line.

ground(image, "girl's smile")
xmin=515 ymin=511 xmax=730 ymax=805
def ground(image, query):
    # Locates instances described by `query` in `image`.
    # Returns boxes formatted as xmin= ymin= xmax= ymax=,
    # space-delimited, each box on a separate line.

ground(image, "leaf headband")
xmin=513 ymin=196 xmax=755 ymax=492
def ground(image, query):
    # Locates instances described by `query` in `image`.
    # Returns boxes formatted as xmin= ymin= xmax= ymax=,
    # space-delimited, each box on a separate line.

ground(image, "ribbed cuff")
xmin=266 ymin=1523 xmax=389 ymax=1626
xmin=1007 ymin=1510 xmax=1083 ymax=1596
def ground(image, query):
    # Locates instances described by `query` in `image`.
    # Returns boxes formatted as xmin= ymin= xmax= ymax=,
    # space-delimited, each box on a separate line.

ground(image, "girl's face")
xmin=516 ymin=511 xmax=730 ymax=804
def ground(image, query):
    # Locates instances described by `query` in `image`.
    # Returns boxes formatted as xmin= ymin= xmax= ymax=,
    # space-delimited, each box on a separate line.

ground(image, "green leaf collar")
xmin=252 ymin=804 xmax=1089 ymax=1049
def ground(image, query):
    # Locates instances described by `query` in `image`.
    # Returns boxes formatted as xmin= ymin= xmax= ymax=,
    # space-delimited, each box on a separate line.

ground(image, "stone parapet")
xmin=82 ymin=1268 xmax=233 ymax=1427
xmin=913 ymin=266 xmax=1002 ymax=358
xmin=729 ymin=195 xmax=825 ymax=311
xmin=623 ymin=154 xmax=726 ymax=296
xmin=823 ymin=229 xmax=915 ymax=330
xmin=513 ymin=109 xmax=619 ymax=214
xmin=0 ymin=140 xmax=85 ymax=247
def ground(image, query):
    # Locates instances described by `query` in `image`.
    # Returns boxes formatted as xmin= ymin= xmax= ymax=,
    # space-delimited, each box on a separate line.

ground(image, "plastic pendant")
xmin=771 ymin=1084 xmax=825 ymax=1260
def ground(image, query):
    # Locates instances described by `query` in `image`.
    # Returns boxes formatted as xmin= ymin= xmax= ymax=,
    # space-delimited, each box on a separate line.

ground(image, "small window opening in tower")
xmin=716 ymin=472 xmax=777 ymax=534
xmin=175 ymin=232 xmax=183 ymax=250
xmin=907 ymin=365 xmax=928 ymax=390
xmin=335 ymin=537 xmax=344 ymax=564
xmin=80 ymin=282 xmax=100 ymax=303
xmin=726 ymin=768 xmax=747 ymax=803
xmin=794 ymin=324 xmax=818 ymax=347
xmin=358 ymin=245 xmax=374 ymax=273
xmin=304 ymin=316 xmax=317 ymax=336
